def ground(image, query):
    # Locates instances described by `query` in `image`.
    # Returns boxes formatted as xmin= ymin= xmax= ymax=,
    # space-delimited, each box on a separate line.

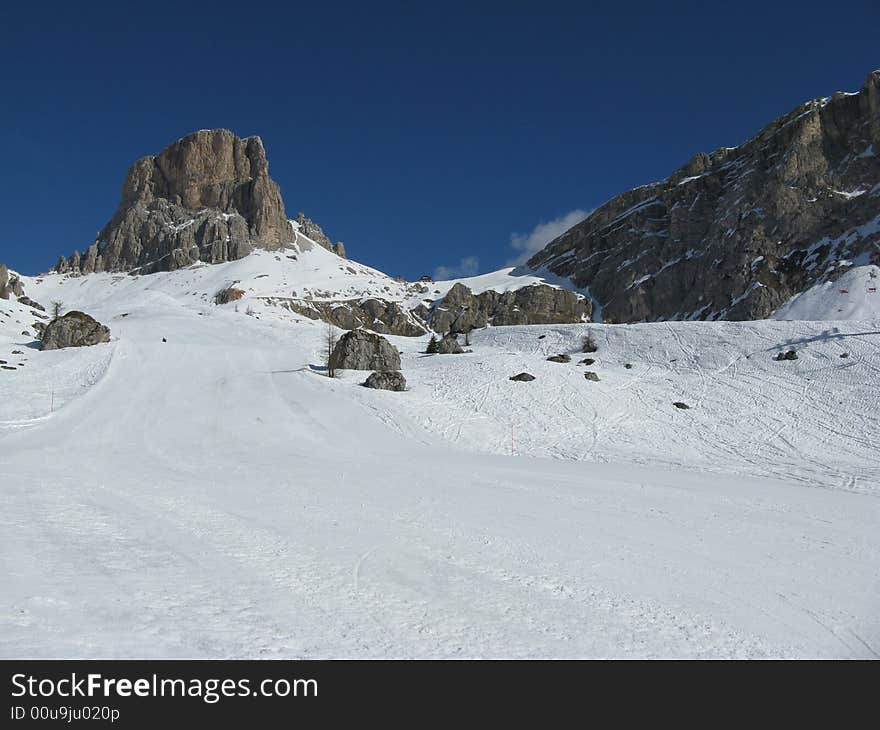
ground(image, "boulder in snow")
xmin=41 ymin=311 xmax=111 ymax=351
xmin=547 ymin=354 xmax=571 ymax=363
xmin=583 ymin=371 xmax=600 ymax=382
xmin=509 ymin=372 xmax=535 ymax=382
xmin=329 ymin=329 xmax=401 ymax=371
xmin=363 ymin=371 xmax=407 ymax=391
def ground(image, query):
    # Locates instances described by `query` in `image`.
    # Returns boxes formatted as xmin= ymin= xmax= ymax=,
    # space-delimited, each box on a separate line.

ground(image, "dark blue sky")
xmin=1 ymin=1 xmax=877 ymax=277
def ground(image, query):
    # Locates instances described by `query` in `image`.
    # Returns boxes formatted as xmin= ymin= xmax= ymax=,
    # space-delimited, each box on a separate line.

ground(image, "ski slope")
xmin=1 ymin=254 xmax=878 ymax=658
xmin=774 ymin=265 xmax=880 ymax=321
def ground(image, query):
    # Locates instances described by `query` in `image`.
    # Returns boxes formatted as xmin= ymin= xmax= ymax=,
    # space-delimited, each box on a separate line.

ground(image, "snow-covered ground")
xmin=774 ymin=264 xmax=880 ymax=321
xmin=1 ymin=251 xmax=878 ymax=658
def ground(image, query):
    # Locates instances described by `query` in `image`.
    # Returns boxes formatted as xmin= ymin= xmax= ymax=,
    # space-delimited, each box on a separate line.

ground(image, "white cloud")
xmin=507 ymin=209 xmax=590 ymax=266
xmin=433 ymin=255 xmax=480 ymax=281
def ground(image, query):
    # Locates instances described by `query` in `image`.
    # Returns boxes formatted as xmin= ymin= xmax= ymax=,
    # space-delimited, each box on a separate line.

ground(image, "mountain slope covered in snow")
xmin=1 ymin=250 xmax=878 ymax=658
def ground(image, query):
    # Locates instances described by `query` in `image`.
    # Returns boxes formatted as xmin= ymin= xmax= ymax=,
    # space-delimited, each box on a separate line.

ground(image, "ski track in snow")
xmin=0 ymin=250 xmax=878 ymax=658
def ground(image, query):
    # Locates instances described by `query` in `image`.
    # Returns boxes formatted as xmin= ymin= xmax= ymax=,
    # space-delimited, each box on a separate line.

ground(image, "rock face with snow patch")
xmin=41 ymin=311 xmax=111 ymax=350
xmin=55 ymin=129 xmax=291 ymax=275
xmin=294 ymin=213 xmax=347 ymax=258
xmin=430 ymin=282 xmax=591 ymax=333
xmin=0 ymin=265 xmax=25 ymax=300
xmin=329 ymin=329 xmax=401 ymax=371
xmin=18 ymin=296 xmax=44 ymax=311
xmin=528 ymin=70 xmax=880 ymax=322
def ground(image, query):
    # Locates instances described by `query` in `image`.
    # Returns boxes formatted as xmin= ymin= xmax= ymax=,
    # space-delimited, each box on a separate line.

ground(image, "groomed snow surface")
xmin=1 ymin=250 xmax=878 ymax=658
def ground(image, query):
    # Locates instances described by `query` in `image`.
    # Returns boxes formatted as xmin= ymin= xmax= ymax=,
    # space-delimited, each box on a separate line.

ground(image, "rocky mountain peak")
xmin=55 ymin=129 xmax=292 ymax=275
xmin=528 ymin=70 xmax=880 ymax=323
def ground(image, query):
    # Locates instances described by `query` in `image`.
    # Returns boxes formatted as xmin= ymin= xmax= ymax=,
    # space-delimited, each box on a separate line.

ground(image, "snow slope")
xmin=1 ymin=255 xmax=878 ymax=658
xmin=773 ymin=265 xmax=880 ymax=321
xmin=384 ymin=320 xmax=880 ymax=491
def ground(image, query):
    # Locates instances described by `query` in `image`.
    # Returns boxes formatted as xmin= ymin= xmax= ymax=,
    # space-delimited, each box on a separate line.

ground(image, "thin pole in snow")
xmin=50 ymin=390 xmax=54 ymax=414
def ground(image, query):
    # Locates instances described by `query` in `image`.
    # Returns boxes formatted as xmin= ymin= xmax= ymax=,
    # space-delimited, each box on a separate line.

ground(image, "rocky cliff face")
xmin=0 ymin=263 xmax=25 ymax=300
xmin=55 ymin=129 xmax=295 ymax=275
xmin=528 ymin=70 xmax=880 ymax=322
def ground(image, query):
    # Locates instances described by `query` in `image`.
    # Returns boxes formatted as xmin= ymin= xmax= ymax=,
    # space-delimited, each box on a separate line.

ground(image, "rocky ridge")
xmin=424 ymin=282 xmax=591 ymax=334
xmin=528 ymin=70 xmax=880 ymax=322
xmin=274 ymin=297 xmax=427 ymax=336
xmin=293 ymin=213 xmax=346 ymax=258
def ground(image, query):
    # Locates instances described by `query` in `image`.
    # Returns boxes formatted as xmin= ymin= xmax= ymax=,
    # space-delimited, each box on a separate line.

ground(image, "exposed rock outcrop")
xmin=430 ymin=282 xmax=591 ymax=334
xmin=18 ymin=296 xmax=44 ymax=312
xmin=55 ymin=129 xmax=292 ymax=275
xmin=363 ymin=370 xmax=407 ymax=391
xmin=529 ymin=70 xmax=880 ymax=322
xmin=0 ymin=265 xmax=25 ymax=300
xmin=41 ymin=311 xmax=111 ymax=350
xmin=260 ymin=282 xmax=586 ymax=338
xmin=329 ymin=329 xmax=401 ymax=371
xmin=294 ymin=213 xmax=347 ymax=258
xmin=276 ymin=297 xmax=427 ymax=336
